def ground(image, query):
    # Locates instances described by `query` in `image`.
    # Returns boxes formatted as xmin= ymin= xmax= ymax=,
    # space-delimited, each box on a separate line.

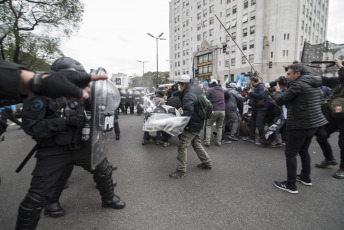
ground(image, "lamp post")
xmin=166 ymin=60 xmax=174 ymax=83
xmin=147 ymin=32 xmax=166 ymax=88
xmin=137 ymin=60 xmax=148 ymax=77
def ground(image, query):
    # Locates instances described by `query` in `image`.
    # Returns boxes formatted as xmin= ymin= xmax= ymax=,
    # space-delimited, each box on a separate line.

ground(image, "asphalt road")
xmin=0 ymin=115 xmax=343 ymax=230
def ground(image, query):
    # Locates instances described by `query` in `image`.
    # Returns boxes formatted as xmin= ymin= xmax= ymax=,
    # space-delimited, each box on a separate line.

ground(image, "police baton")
xmin=15 ymin=143 xmax=40 ymax=173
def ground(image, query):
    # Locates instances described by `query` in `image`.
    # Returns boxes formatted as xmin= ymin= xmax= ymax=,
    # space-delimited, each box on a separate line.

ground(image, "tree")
xmin=129 ymin=71 xmax=170 ymax=88
xmin=0 ymin=0 xmax=84 ymax=70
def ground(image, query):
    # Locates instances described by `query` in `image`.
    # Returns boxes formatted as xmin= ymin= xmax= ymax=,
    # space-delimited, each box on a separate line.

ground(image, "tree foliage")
xmin=130 ymin=71 xmax=170 ymax=88
xmin=0 ymin=0 xmax=84 ymax=70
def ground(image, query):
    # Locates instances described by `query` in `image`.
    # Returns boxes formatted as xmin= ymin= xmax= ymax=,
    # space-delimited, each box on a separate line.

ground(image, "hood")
xmin=297 ymin=73 xmax=322 ymax=88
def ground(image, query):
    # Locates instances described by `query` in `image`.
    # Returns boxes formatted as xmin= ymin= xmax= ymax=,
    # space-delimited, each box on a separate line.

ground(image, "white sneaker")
xmin=225 ymin=140 xmax=232 ymax=144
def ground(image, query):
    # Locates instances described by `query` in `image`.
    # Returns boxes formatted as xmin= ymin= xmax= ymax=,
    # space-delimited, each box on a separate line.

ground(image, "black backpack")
xmin=197 ymin=94 xmax=213 ymax=120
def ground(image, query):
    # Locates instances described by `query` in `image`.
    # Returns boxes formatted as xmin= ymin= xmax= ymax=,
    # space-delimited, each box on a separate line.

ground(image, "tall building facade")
xmin=169 ymin=0 xmax=329 ymax=83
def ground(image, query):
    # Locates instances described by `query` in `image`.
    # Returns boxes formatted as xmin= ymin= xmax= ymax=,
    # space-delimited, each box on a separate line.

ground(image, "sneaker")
xmin=197 ymin=163 xmax=212 ymax=170
xmin=216 ymin=142 xmax=221 ymax=146
xmin=296 ymin=175 xmax=312 ymax=186
xmin=163 ymin=142 xmax=170 ymax=147
xmin=225 ymin=140 xmax=232 ymax=144
xmin=270 ymin=143 xmax=284 ymax=148
xmin=315 ymin=159 xmax=338 ymax=168
xmin=242 ymin=137 xmax=255 ymax=143
xmin=228 ymin=135 xmax=239 ymax=141
xmin=273 ymin=181 xmax=298 ymax=194
xmin=255 ymin=140 xmax=262 ymax=145
xmin=333 ymin=169 xmax=344 ymax=179
xmin=169 ymin=171 xmax=185 ymax=179
xmin=204 ymin=142 xmax=210 ymax=147
xmin=142 ymin=139 xmax=146 ymax=145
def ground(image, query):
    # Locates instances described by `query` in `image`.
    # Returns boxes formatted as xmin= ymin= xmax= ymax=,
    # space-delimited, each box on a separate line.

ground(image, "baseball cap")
xmin=209 ymin=79 xmax=218 ymax=85
xmin=229 ymin=83 xmax=237 ymax=88
xmin=178 ymin=75 xmax=191 ymax=83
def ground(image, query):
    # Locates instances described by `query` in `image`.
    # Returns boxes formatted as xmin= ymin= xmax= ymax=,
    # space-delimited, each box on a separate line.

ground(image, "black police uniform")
xmin=119 ymin=89 xmax=127 ymax=114
xmin=15 ymin=94 xmax=125 ymax=230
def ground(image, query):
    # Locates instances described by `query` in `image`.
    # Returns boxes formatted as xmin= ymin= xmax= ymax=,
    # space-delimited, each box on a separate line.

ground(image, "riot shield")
xmin=89 ymin=67 xmax=120 ymax=169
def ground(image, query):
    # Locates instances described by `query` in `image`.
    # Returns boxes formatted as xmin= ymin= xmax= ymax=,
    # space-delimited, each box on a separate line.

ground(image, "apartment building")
xmin=169 ymin=0 xmax=329 ymax=83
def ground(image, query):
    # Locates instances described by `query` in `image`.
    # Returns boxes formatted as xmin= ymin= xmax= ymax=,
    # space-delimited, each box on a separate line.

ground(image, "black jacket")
xmin=275 ymin=74 xmax=327 ymax=130
xmin=179 ymin=84 xmax=204 ymax=132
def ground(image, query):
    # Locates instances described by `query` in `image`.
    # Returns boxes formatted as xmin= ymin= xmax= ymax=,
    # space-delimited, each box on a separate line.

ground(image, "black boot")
xmin=44 ymin=202 xmax=65 ymax=218
xmin=93 ymin=159 xmax=126 ymax=210
xmin=16 ymin=192 xmax=46 ymax=230
xmin=44 ymin=164 xmax=73 ymax=218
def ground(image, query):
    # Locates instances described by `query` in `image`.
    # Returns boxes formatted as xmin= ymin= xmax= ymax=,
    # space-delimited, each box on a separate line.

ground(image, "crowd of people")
xmin=1 ymin=56 xmax=343 ymax=230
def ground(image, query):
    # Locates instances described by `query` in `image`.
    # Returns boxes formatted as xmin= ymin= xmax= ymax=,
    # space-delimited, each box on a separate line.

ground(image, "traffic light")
xmin=268 ymin=61 xmax=272 ymax=68
xmin=222 ymin=43 xmax=228 ymax=53
xmin=195 ymin=69 xmax=199 ymax=77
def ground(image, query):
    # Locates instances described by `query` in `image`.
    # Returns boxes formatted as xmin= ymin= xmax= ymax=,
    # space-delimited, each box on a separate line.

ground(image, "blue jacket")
xmin=0 ymin=105 xmax=16 ymax=112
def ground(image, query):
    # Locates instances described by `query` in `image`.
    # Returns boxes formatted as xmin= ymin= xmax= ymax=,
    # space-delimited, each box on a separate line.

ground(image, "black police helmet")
xmin=51 ymin=57 xmax=86 ymax=73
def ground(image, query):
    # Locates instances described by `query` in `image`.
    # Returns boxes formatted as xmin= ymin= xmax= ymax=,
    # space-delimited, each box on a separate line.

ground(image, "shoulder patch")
xmin=30 ymin=98 xmax=44 ymax=112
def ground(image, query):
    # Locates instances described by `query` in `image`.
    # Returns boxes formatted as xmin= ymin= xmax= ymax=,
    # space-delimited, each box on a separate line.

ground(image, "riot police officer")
xmin=15 ymin=57 xmax=125 ymax=230
xmin=126 ymin=88 xmax=134 ymax=114
xmin=119 ymin=89 xmax=127 ymax=114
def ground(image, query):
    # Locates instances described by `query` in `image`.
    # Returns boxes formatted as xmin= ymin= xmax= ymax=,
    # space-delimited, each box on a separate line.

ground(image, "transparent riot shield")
xmin=89 ymin=67 xmax=120 ymax=169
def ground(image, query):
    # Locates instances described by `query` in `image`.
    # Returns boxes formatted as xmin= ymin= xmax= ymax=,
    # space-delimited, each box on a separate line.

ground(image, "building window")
xmin=243 ymin=28 xmax=248 ymax=37
xmin=203 ymin=9 xmax=207 ymax=17
xmin=233 ymin=5 xmax=237 ymax=14
xmin=209 ymin=53 xmax=213 ymax=61
xmin=300 ymin=36 xmax=303 ymax=45
xmin=210 ymin=5 xmax=214 ymax=13
xmin=197 ymin=23 xmax=202 ymax=31
xmin=210 ymin=17 xmax=214 ymax=25
xmin=272 ymin=35 xmax=274 ymax=42
xmin=231 ymin=19 xmax=237 ymax=28
xmin=271 ymin=52 xmax=273 ymax=58
xmin=208 ymin=64 xmax=212 ymax=72
xmin=203 ymin=65 xmax=208 ymax=73
xmin=242 ymin=42 xmax=247 ymax=50
xmin=227 ymin=0 xmax=231 ymax=4
xmin=198 ymin=56 xmax=203 ymax=64
xmin=251 ymin=0 xmax=256 ymax=6
xmin=243 ymin=14 xmax=248 ymax=23
xmin=226 ymin=34 xmax=230 ymax=42
xmin=197 ymin=13 xmax=201 ymax=20
xmin=232 ymin=32 xmax=236 ymax=40
xmin=203 ymin=31 xmax=207 ymax=39
xmin=209 ymin=28 xmax=214 ymax=37
xmin=287 ymin=33 xmax=289 ymax=40
xmin=283 ymin=50 xmax=285 ymax=56
xmin=197 ymin=34 xmax=201 ymax=41
xmin=199 ymin=66 xmax=203 ymax=74
xmin=225 ymin=21 xmax=231 ymax=29
xmin=225 ymin=60 xmax=229 ymax=67
xmin=197 ymin=1 xmax=201 ymax=9
xmin=250 ymin=25 xmax=255 ymax=34
xmin=231 ymin=45 xmax=236 ymax=53
xmin=242 ymin=56 xmax=246 ymax=64
xmin=249 ymin=40 xmax=254 ymax=49
xmin=244 ymin=0 xmax=248 ymax=9
xmin=203 ymin=20 xmax=207 ymax=28
xmin=250 ymin=10 xmax=256 ymax=20
xmin=231 ymin=58 xmax=235 ymax=66
xmin=249 ymin=54 xmax=254 ymax=63
xmin=226 ymin=8 xmax=231 ymax=17
xmin=203 ymin=0 xmax=207 ymax=5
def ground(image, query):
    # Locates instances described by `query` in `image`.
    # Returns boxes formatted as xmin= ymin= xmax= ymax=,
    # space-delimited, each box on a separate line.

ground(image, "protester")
xmin=315 ymin=58 xmax=344 ymax=179
xmin=243 ymin=77 xmax=269 ymax=144
xmin=273 ymin=64 xmax=328 ymax=194
xmin=169 ymin=75 xmax=212 ymax=179
xmin=204 ymin=79 xmax=225 ymax=146
xmin=224 ymin=83 xmax=248 ymax=142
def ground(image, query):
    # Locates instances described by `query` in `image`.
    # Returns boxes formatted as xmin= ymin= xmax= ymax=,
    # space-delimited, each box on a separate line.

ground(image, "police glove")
xmin=29 ymin=71 xmax=92 ymax=99
xmin=66 ymin=110 xmax=85 ymax=127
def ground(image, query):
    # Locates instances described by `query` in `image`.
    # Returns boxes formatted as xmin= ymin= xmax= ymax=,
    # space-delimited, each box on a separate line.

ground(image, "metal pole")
xmin=156 ymin=38 xmax=159 ymax=88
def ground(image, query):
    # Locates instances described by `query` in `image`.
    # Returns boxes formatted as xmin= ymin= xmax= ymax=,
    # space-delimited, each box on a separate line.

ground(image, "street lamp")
xmin=137 ymin=60 xmax=148 ymax=77
xmin=166 ymin=60 xmax=174 ymax=83
xmin=147 ymin=32 xmax=166 ymax=88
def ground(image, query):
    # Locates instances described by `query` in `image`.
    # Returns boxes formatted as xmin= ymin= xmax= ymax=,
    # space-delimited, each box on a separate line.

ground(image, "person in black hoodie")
xmin=169 ymin=75 xmax=212 ymax=179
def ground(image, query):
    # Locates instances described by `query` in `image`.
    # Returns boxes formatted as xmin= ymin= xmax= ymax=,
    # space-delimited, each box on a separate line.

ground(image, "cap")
xmin=178 ymin=75 xmax=191 ymax=83
xmin=209 ymin=79 xmax=218 ymax=85
xmin=229 ymin=83 xmax=237 ymax=88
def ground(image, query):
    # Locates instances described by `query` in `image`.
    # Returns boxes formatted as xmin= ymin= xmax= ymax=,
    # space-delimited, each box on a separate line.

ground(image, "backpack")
xmin=197 ymin=93 xmax=213 ymax=120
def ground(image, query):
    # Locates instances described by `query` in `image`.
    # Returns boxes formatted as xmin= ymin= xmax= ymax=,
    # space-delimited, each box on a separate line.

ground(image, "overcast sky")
xmin=60 ymin=0 xmax=344 ymax=77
